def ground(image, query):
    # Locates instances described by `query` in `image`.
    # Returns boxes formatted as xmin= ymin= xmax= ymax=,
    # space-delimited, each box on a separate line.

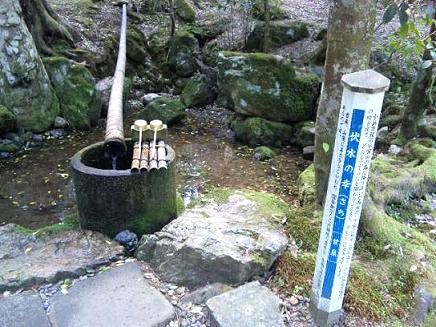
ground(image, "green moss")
xmin=126 ymin=27 xmax=146 ymax=64
xmin=218 ymin=52 xmax=320 ymax=123
xmin=168 ymin=30 xmax=200 ymax=78
xmin=184 ymin=17 xmax=228 ymax=44
xmin=136 ymin=97 xmax=186 ymax=125
xmin=294 ymin=120 xmax=315 ymax=148
xmin=181 ymin=74 xmax=216 ymax=107
xmin=296 ymin=164 xmax=315 ymax=205
xmin=287 ymin=203 xmax=321 ymax=252
xmin=13 ymin=213 xmax=80 ymax=236
xmin=245 ymin=20 xmax=309 ymax=51
xmin=423 ymin=311 xmax=436 ymax=327
xmin=175 ymin=0 xmax=196 ymax=23
xmin=254 ymin=146 xmax=274 ymax=161
xmin=43 ymin=57 xmax=101 ymax=130
xmin=147 ymin=30 xmax=170 ymax=58
xmin=176 ymin=193 xmax=185 ymax=215
xmin=199 ymin=188 xmax=289 ymax=224
xmin=274 ymin=252 xmax=315 ymax=296
xmin=231 ymin=116 xmax=294 ymax=147
xmin=344 ymin=264 xmax=388 ymax=320
xmin=251 ymin=0 xmax=288 ymax=20
xmin=381 ymin=114 xmax=402 ymax=129
xmin=0 ymin=105 xmax=16 ymax=133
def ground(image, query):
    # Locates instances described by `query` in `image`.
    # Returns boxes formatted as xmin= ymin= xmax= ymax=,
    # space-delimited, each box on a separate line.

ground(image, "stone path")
xmin=0 ymin=224 xmax=124 ymax=292
xmin=49 ymin=262 xmax=175 ymax=327
xmin=206 ymin=281 xmax=284 ymax=327
xmin=0 ymin=291 xmax=50 ymax=327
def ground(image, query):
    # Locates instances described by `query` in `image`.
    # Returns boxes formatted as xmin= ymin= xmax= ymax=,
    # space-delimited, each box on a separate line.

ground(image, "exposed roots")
xmin=19 ymin=0 xmax=76 ymax=56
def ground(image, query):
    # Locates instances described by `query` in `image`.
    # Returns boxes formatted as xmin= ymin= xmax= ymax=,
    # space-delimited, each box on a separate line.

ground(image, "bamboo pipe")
xmin=148 ymin=140 xmax=158 ymax=171
xmin=131 ymin=142 xmax=140 ymax=173
xmin=104 ymin=2 xmax=128 ymax=159
xmin=140 ymin=142 xmax=150 ymax=172
xmin=157 ymin=141 xmax=167 ymax=170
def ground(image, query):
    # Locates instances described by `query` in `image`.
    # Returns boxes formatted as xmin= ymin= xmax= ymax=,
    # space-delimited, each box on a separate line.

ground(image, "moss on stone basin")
xmin=71 ymin=140 xmax=178 ymax=238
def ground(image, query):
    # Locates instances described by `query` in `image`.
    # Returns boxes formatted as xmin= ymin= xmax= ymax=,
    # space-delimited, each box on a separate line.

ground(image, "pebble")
xmin=389 ymin=144 xmax=402 ymax=155
xmin=289 ymin=295 xmax=299 ymax=306
xmin=0 ymin=152 xmax=11 ymax=159
xmin=54 ymin=116 xmax=68 ymax=128
xmin=142 ymin=93 xmax=161 ymax=105
xmin=32 ymin=134 xmax=44 ymax=142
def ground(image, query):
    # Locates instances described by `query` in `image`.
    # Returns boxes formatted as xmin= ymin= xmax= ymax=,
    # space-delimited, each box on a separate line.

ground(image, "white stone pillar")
xmin=310 ymin=70 xmax=390 ymax=326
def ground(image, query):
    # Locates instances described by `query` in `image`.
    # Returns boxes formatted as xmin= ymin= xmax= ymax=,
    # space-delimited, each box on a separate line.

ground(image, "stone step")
xmin=48 ymin=262 xmax=175 ymax=327
xmin=0 ymin=291 xmax=50 ymax=327
xmin=206 ymin=281 xmax=285 ymax=327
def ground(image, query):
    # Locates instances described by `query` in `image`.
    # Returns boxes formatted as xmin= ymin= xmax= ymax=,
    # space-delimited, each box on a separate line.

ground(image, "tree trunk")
xmin=18 ymin=0 xmax=74 ymax=55
xmin=314 ymin=0 xmax=376 ymax=205
xmin=400 ymin=13 xmax=435 ymax=139
xmin=263 ymin=0 xmax=271 ymax=52
xmin=169 ymin=0 xmax=176 ymax=37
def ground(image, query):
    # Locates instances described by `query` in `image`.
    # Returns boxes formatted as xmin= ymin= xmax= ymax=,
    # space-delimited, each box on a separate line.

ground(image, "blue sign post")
xmin=310 ymin=70 xmax=390 ymax=326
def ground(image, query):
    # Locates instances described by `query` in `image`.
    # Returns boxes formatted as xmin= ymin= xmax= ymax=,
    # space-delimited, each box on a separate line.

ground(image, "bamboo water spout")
xmin=104 ymin=1 xmax=129 ymax=159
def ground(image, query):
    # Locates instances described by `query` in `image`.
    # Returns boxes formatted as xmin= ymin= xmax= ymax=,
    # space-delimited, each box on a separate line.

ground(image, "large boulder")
xmin=251 ymin=0 xmax=288 ymax=20
xmin=181 ymin=74 xmax=216 ymax=107
xmin=245 ymin=20 xmax=309 ymax=51
xmin=168 ymin=30 xmax=200 ymax=78
xmin=0 ymin=224 xmax=124 ymax=291
xmin=126 ymin=26 xmax=146 ymax=64
xmin=175 ymin=0 xmax=196 ymax=23
xmin=43 ymin=57 xmax=102 ymax=130
xmin=231 ymin=116 xmax=293 ymax=147
xmin=0 ymin=0 xmax=59 ymax=132
xmin=136 ymin=189 xmax=289 ymax=288
xmin=217 ymin=52 xmax=320 ymax=123
xmin=0 ymin=105 xmax=16 ymax=134
xmin=136 ymin=97 xmax=186 ymax=125
xmin=187 ymin=16 xmax=230 ymax=45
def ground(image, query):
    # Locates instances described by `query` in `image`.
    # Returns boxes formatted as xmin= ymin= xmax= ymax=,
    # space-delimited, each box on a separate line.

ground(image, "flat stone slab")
xmin=136 ymin=190 xmax=288 ymax=288
xmin=0 ymin=224 xmax=125 ymax=291
xmin=49 ymin=262 xmax=174 ymax=327
xmin=206 ymin=281 xmax=284 ymax=327
xmin=0 ymin=291 xmax=50 ymax=327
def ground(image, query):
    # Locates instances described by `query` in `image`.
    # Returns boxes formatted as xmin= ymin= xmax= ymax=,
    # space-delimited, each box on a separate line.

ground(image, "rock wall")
xmin=0 ymin=0 xmax=59 ymax=133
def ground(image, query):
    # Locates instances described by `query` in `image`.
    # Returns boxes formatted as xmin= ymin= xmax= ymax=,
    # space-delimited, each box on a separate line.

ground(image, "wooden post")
xmin=310 ymin=70 xmax=390 ymax=326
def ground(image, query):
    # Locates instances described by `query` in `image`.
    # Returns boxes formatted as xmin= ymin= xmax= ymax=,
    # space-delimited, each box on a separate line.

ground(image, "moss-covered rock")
xmin=294 ymin=120 xmax=315 ymax=147
xmin=202 ymin=40 xmax=221 ymax=66
xmin=43 ymin=57 xmax=101 ymax=130
xmin=245 ymin=20 xmax=309 ymax=51
xmin=175 ymin=0 xmax=196 ymax=23
xmin=136 ymin=97 xmax=186 ymax=125
xmin=126 ymin=26 xmax=146 ymax=64
xmin=147 ymin=29 xmax=170 ymax=58
xmin=381 ymin=114 xmax=402 ymax=130
xmin=231 ymin=116 xmax=293 ymax=147
xmin=254 ymin=146 xmax=275 ymax=161
xmin=217 ymin=52 xmax=320 ymax=123
xmin=251 ymin=0 xmax=288 ymax=21
xmin=168 ymin=30 xmax=200 ymax=78
xmin=185 ymin=16 xmax=229 ymax=45
xmin=0 ymin=105 xmax=16 ymax=134
xmin=181 ymin=74 xmax=216 ymax=107
xmin=0 ymin=0 xmax=60 ymax=132
xmin=296 ymin=164 xmax=315 ymax=205
xmin=305 ymin=38 xmax=327 ymax=66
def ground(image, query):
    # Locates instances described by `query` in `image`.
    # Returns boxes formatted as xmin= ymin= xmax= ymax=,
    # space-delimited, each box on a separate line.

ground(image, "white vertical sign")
xmin=311 ymin=70 xmax=390 ymax=325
